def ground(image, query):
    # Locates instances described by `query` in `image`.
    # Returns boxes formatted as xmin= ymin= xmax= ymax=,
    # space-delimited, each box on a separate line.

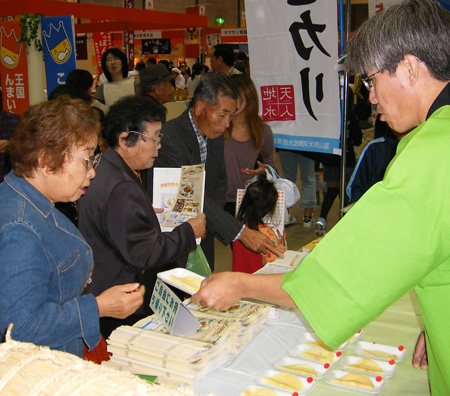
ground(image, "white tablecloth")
xmin=194 ymin=291 xmax=429 ymax=396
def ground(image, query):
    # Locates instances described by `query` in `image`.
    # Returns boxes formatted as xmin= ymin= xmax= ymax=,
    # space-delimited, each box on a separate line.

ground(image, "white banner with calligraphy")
xmin=246 ymin=0 xmax=341 ymax=154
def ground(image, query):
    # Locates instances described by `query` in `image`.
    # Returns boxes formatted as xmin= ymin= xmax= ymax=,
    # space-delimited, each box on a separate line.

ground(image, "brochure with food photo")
xmin=153 ymin=164 xmax=205 ymax=232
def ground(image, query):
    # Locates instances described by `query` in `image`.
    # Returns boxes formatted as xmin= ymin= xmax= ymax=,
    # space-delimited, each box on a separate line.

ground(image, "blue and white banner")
xmin=41 ymin=15 xmax=76 ymax=97
xmin=245 ymin=0 xmax=341 ymax=154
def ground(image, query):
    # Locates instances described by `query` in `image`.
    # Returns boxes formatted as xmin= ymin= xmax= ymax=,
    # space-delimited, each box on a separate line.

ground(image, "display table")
xmin=194 ymin=290 xmax=429 ymax=395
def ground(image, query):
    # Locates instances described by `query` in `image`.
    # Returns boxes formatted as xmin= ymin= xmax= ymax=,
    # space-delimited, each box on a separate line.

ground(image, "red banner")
xmin=92 ymin=20 xmax=112 ymax=77
xmin=0 ymin=20 xmax=29 ymax=115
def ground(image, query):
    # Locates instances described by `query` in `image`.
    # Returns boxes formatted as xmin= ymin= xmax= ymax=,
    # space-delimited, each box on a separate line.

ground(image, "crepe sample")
xmin=305 ymin=339 xmax=337 ymax=350
xmin=242 ymin=388 xmax=278 ymax=396
xmin=168 ymin=275 xmax=202 ymax=293
xmin=344 ymin=358 xmax=384 ymax=375
xmin=362 ymin=349 xmax=397 ymax=360
xmin=0 ymin=327 xmax=214 ymax=396
xmin=278 ymin=363 xmax=318 ymax=377
xmin=262 ymin=372 xmax=303 ymax=392
xmin=331 ymin=373 xmax=375 ymax=390
xmin=300 ymin=346 xmax=335 ymax=363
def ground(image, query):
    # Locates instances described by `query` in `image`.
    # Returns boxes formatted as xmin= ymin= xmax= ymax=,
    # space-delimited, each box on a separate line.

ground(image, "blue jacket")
xmin=0 ymin=171 xmax=100 ymax=357
xmin=345 ymin=131 xmax=399 ymax=206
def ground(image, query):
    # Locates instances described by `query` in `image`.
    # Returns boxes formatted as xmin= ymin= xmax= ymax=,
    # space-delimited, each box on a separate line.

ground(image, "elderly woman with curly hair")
xmin=0 ymin=97 xmax=144 ymax=357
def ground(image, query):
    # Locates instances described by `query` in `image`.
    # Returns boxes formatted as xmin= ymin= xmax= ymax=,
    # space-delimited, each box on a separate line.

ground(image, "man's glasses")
xmin=361 ymin=70 xmax=381 ymax=92
xmin=65 ymin=152 xmax=101 ymax=170
xmin=129 ymin=131 xmax=163 ymax=144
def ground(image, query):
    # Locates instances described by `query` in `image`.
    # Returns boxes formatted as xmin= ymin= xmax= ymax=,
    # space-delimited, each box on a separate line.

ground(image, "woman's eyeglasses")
xmin=129 ymin=131 xmax=163 ymax=144
xmin=65 ymin=152 xmax=102 ymax=170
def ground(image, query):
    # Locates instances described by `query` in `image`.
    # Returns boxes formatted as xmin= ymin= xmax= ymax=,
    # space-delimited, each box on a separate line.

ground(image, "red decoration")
xmin=376 ymin=376 xmax=382 ymax=382
xmin=389 ymin=359 xmax=395 ymax=365
xmin=324 ymin=363 xmax=330 ymax=369
xmin=307 ymin=377 xmax=313 ymax=383
xmin=398 ymin=345 xmax=404 ymax=351
xmin=336 ymin=351 xmax=342 ymax=357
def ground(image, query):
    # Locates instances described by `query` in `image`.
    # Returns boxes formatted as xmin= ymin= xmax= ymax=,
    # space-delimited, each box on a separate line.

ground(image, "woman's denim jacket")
xmin=0 ymin=172 xmax=100 ymax=357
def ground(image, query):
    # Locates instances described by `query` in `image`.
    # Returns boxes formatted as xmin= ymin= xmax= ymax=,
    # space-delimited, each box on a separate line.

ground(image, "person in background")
xmin=187 ymin=63 xmax=207 ymax=98
xmin=65 ymin=68 xmax=109 ymax=117
xmin=171 ymin=67 xmax=186 ymax=90
xmin=94 ymin=48 xmax=137 ymax=107
xmin=315 ymin=89 xmax=363 ymax=236
xmin=146 ymin=57 xmax=157 ymax=67
xmin=179 ymin=62 xmax=190 ymax=81
xmin=139 ymin=63 xmax=175 ymax=111
xmin=235 ymin=52 xmax=249 ymax=74
xmin=78 ymin=95 xmax=205 ymax=338
xmin=134 ymin=61 xmax=146 ymax=72
xmin=233 ymin=178 xmax=286 ymax=273
xmin=278 ymin=148 xmax=316 ymax=227
xmin=0 ymin=94 xmax=20 ymax=183
xmin=152 ymin=73 xmax=283 ymax=270
xmin=345 ymin=114 xmax=403 ymax=206
xmin=210 ymin=44 xmax=242 ymax=76
xmin=223 ymin=73 xmax=275 ymax=217
xmin=0 ymin=96 xmax=144 ymax=357
xmin=191 ymin=1 xmax=450 ymax=394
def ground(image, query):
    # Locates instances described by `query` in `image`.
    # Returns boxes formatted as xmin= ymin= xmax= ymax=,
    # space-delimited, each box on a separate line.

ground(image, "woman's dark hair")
xmin=103 ymin=95 xmax=166 ymax=148
xmin=48 ymin=84 xmax=91 ymax=103
xmin=66 ymin=69 xmax=94 ymax=92
xmin=101 ymin=48 xmax=129 ymax=82
xmin=236 ymin=178 xmax=278 ymax=230
xmin=191 ymin=63 xmax=206 ymax=81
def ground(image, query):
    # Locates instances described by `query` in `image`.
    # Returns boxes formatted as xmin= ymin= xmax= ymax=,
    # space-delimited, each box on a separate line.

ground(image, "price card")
xmin=150 ymin=278 xmax=200 ymax=336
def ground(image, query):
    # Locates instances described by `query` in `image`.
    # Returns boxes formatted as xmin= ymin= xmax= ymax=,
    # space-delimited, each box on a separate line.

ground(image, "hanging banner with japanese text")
xmin=0 ymin=20 xmax=29 ymax=115
xmin=41 ymin=15 xmax=77 ymax=97
xmin=245 ymin=0 xmax=340 ymax=154
xmin=92 ymin=20 xmax=112 ymax=78
xmin=368 ymin=0 xmax=401 ymax=19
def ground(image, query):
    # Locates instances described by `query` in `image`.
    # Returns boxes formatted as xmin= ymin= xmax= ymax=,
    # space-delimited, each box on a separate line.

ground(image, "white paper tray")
xmin=256 ymin=369 xmax=316 ymax=395
xmin=339 ymin=356 xmax=397 ymax=378
xmin=273 ymin=356 xmax=330 ymax=380
xmin=352 ymin=341 xmax=406 ymax=362
xmin=296 ymin=331 xmax=349 ymax=351
xmin=348 ymin=330 xmax=364 ymax=343
xmin=157 ymin=268 xmax=205 ymax=295
xmin=288 ymin=344 xmax=343 ymax=366
xmin=238 ymin=385 xmax=291 ymax=396
xmin=324 ymin=369 xmax=385 ymax=394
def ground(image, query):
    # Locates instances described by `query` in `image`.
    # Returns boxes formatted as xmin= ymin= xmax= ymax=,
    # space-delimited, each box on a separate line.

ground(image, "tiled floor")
xmin=214 ymin=153 xmax=342 ymax=273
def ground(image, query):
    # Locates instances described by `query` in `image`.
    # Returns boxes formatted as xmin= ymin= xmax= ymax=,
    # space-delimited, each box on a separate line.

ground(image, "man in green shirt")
xmin=192 ymin=1 xmax=450 ymax=394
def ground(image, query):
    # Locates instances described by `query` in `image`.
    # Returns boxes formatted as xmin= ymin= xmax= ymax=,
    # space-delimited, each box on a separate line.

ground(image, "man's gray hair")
xmin=345 ymin=0 xmax=450 ymax=81
xmin=189 ymin=72 xmax=239 ymax=109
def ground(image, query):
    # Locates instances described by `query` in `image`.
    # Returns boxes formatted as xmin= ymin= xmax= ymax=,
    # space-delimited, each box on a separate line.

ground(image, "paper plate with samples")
xmin=239 ymin=385 xmax=292 ymax=396
xmin=273 ymin=356 xmax=330 ymax=380
xmin=256 ymin=369 xmax=316 ymax=395
xmin=339 ymin=356 xmax=397 ymax=378
xmin=289 ymin=344 xmax=343 ymax=366
xmin=325 ymin=370 xmax=385 ymax=394
xmin=352 ymin=341 xmax=406 ymax=362
xmin=157 ymin=268 xmax=205 ymax=295
xmin=296 ymin=331 xmax=349 ymax=351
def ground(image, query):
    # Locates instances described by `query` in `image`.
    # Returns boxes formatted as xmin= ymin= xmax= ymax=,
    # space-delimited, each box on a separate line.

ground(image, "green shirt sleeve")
xmin=282 ymin=107 xmax=450 ymax=351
